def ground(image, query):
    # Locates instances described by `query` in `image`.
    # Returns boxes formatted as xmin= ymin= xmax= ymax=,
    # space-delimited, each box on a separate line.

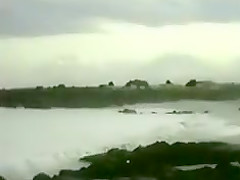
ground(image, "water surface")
xmin=1 ymin=100 xmax=240 ymax=180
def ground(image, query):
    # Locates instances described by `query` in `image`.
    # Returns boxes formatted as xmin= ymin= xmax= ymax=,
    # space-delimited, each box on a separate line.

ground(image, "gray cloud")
xmin=1 ymin=0 xmax=240 ymax=36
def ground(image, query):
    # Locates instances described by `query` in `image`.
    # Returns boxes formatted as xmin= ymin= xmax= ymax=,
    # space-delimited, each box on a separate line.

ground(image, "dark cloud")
xmin=1 ymin=0 xmax=240 ymax=36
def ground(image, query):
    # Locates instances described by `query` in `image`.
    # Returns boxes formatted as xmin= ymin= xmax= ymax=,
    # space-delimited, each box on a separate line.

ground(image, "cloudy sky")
xmin=1 ymin=0 xmax=240 ymax=88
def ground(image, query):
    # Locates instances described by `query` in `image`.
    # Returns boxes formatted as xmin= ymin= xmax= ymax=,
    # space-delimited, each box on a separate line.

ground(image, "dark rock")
xmin=119 ymin=109 xmax=137 ymax=114
xmin=33 ymin=173 xmax=51 ymax=180
xmin=77 ymin=141 xmax=240 ymax=179
xmin=28 ymin=142 xmax=240 ymax=180
xmin=166 ymin=110 xmax=194 ymax=115
xmin=24 ymin=105 xmax=51 ymax=109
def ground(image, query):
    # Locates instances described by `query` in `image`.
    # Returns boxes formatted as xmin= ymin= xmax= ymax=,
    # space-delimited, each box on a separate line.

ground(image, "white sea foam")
xmin=1 ymin=100 xmax=240 ymax=180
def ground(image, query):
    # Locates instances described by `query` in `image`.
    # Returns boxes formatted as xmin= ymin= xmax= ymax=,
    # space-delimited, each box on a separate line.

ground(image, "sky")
xmin=1 ymin=0 xmax=240 ymax=88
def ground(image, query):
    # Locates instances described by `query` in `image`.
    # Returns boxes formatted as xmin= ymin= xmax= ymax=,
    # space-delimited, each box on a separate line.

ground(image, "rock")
xmin=181 ymin=111 xmax=194 ymax=114
xmin=33 ymin=173 xmax=51 ymax=180
xmin=166 ymin=110 xmax=194 ymax=115
xmin=77 ymin=141 xmax=240 ymax=179
xmin=166 ymin=110 xmax=179 ymax=114
xmin=119 ymin=109 xmax=137 ymax=114
xmin=35 ymin=142 xmax=240 ymax=180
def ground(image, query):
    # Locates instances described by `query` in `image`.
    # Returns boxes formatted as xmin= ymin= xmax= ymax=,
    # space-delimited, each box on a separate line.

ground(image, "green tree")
xmin=108 ymin=81 xmax=115 ymax=86
xmin=186 ymin=79 xmax=197 ymax=87
xmin=125 ymin=79 xmax=149 ymax=89
xmin=166 ymin=80 xmax=172 ymax=85
xmin=99 ymin=84 xmax=107 ymax=88
xmin=58 ymin=84 xmax=66 ymax=88
xmin=36 ymin=86 xmax=44 ymax=90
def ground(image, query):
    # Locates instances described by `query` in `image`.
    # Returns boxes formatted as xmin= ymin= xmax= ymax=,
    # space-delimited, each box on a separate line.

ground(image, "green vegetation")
xmin=166 ymin=80 xmax=172 ymax=85
xmin=125 ymin=79 xmax=149 ymax=89
xmin=186 ymin=79 xmax=197 ymax=87
xmin=108 ymin=81 xmax=115 ymax=87
xmin=1 ymin=80 xmax=240 ymax=109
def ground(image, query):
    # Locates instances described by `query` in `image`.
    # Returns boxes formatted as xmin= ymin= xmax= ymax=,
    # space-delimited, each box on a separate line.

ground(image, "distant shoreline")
xmin=1 ymin=81 xmax=240 ymax=109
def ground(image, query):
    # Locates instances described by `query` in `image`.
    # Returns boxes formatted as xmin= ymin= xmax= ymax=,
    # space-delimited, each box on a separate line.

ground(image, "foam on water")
xmin=1 ymin=100 xmax=240 ymax=180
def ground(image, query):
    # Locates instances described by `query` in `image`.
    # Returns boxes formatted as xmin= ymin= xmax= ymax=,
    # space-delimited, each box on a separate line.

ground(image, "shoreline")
xmin=2 ymin=141 xmax=240 ymax=180
xmin=1 ymin=83 xmax=240 ymax=109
